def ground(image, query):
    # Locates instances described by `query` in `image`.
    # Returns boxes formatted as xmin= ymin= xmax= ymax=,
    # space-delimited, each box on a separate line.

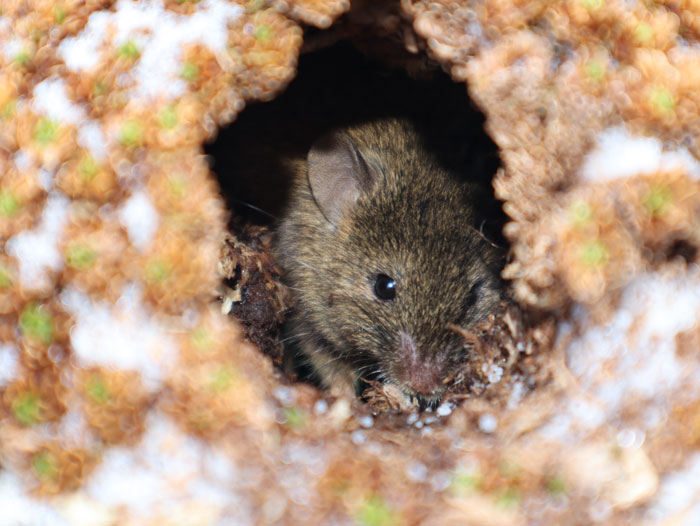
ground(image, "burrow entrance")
xmin=205 ymin=41 xmax=509 ymax=397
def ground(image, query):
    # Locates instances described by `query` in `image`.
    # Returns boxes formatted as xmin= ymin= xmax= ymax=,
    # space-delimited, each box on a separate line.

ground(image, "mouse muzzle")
xmin=394 ymin=331 xmax=448 ymax=401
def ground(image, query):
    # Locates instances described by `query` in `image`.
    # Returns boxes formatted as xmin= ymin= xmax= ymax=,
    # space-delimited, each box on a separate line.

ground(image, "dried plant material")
xmin=55 ymin=150 xmax=121 ymax=203
xmin=3 ymin=368 xmax=68 ymax=426
xmin=272 ymin=0 xmax=350 ymax=29
xmin=79 ymin=367 xmax=151 ymax=445
xmin=0 ymin=160 xmax=46 ymax=241
xmin=220 ymin=225 xmax=291 ymax=364
xmin=59 ymin=211 xmax=135 ymax=300
xmin=0 ymin=0 xmax=700 ymax=524
xmin=26 ymin=442 xmax=98 ymax=496
xmin=229 ymin=8 xmax=303 ymax=101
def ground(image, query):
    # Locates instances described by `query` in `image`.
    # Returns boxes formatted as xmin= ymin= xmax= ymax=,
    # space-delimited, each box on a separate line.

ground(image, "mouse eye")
xmin=373 ymin=274 xmax=396 ymax=301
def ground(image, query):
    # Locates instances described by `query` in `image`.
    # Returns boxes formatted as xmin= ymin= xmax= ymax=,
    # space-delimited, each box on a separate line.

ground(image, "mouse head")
xmin=299 ymin=121 xmax=504 ymax=405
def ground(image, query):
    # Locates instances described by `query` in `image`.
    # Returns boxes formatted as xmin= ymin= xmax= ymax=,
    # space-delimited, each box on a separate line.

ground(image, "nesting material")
xmin=0 ymin=0 xmax=699 ymax=525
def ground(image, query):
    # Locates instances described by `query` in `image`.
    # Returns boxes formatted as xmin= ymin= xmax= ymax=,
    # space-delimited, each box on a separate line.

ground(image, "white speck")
xmin=617 ymin=428 xmax=644 ymax=449
xmin=84 ymin=414 xmax=244 ymax=521
xmin=118 ymin=189 xmax=159 ymax=251
xmin=507 ymin=380 xmax=525 ymax=409
xmin=436 ymin=402 xmax=453 ymax=416
xmin=77 ymin=121 xmax=108 ymax=160
xmin=580 ymin=127 xmax=700 ymax=182
xmin=406 ymin=412 xmax=419 ymax=425
xmin=430 ymin=471 xmax=452 ymax=492
xmin=12 ymin=151 xmax=33 ymax=173
xmin=0 ymin=344 xmax=19 ymax=386
xmin=0 ymin=471 xmax=69 ymax=526
xmin=61 ymin=285 xmax=177 ymax=390
xmin=351 ymin=430 xmax=366 ymax=445
xmin=32 ymin=78 xmax=85 ymax=125
xmin=273 ymin=386 xmax=296 ymax=406
xmin=57 ymin=11 xmax=111 ymax=71
xmin=589 ymin=499 xmax=613 ymax=522
xmin=478 ymin=413 xmax=498 ymax=433
xmin=482 ymin=363 xmax=503 ymax=384
xmin=6 ymin=194 xmax=70 ymax=291
xmin=57 ymin=408 xmax=92 ymax=446
xmin=358 ymin=415 xmax=374 ymax=428
xmin=313 ymin=399 xmax=328 ymax=415
xmin=406 ymin=461 xmax=428 ymax=482
xmin=3 ymin=38 xmax=25 ymax=62
xmin=566 ymin=271 xmax=700 ymax=430
xmin=58 ymin=0 xmax=243 ymax=100
xmin=36 ymin=169 xmax=55 ymax=192
xmin=414 ymin=419 xmax=424 ymax=429
xmin=646 ymin=454 xmax=700 ymax=524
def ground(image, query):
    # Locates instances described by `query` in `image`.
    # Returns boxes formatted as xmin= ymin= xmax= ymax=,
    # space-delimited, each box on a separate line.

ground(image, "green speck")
xmin=31 ymin=27 xmax=44 ymax=44
xmin=0 ymin=267 xmax=12 ymax=289
xmin=181 ymin=61 xmax=199 ymax=82
xmin=32 ymin=450 xmax=58 ymax=480
xmin=496 ymin=487 xmax=521 ymax=509
xmin=254 ymin=24 xmax=274 ymax=42
xmin=14 ymin=50 xmax=30 ymax=66
xmin=208 ymin=365 xmax=238 ymax=393
xmin=159 ymin=105 xmax=178 ymax=130
xmin=644 ymin=186 xmax=672 ymax=216
xmin=92 ymin=80 xmax=107 ymax=97
xmin=145 ymin=259 xmax=171 ymax=283
xmin=634 ymin=22 xmax=653 ymax=45
xmin=34 ymin=118 xmax=59 ymax=145
xmin=190 ymin=326 xmax=212 ymax=352
xmin=85 ymin=375 xmax=111 ymax=404
xmin=498 ymin=459 xmax=520 ymax=479
xmin=119 ymin=120 xmax=143 ymax=147
xmin=0 ymin=191 xmax=21 ymax=218
xmin=651 ymin=87 xmax=675 ymax=113
xmin=19 ymin=303 xmax=54 ymax=345
xmin=1 ymin=99 xmax=17 ymax=120
xmin=568 ymin=200 xmax=593 ymax=226
xmin=117 ymin=40 xmax=140 ymax=59
xmin=584 ymin=60 xmax=605 ymax=83
xmin=451 ymin=470 xmax=481 ymax=495
xmin=545 ymin=474 xmax=567 ymax=496
xmin=331 ymin=478 xmax=351 ymax=496
xmin=11 ymin=392 xmax=42 ymax=426
xmin=283 ymin=406 xmax=307 ymax=430
xmin=355 ymin=496 xmax=398 ymax=526
xmin=581 ymin=0 xmax=603 ymax=10
xmin=66 ymin=243 xmax=97 ymax=270
xmin=53 ymin=5 xmax=67 ymax=24
xmin=167 ymin=176 xmax=188 ymax=199
xmin=580 ymin=240 xmax=609 ymax=267
xmin=78 ymin=155 xmax=99 ymax=182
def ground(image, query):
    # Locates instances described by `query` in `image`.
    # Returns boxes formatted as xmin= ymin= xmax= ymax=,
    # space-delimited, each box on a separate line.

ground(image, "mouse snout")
xmin=396 ymin=332 xmax=446 ymax=396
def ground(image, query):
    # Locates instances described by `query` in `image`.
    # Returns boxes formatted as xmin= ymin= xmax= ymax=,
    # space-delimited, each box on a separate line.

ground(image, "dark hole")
xmin=206 ymin=41 xmax=508 ymax=385
xmin=205 ymin=42 xmax=506 ymax=245
xmin=666 ymin=239 xmax=698 ymax=263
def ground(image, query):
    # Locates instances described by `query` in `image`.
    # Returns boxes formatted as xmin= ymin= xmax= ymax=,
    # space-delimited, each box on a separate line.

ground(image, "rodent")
xmin=276 ymin=117 xmax=504 ymax=407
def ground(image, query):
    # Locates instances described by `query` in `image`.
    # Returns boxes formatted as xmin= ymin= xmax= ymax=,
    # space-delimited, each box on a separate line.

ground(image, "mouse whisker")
xmin=466 ymin=221 xmax=502 ymax=249
xmin=279 ymin=332 xmax=311 ymax=343
xmin=230 ymin=198 xmax=278 ymax=220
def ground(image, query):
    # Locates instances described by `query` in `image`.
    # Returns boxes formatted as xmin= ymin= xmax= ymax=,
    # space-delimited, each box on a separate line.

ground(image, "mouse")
xmin=276 ymin=117 xmax=504 ymax=408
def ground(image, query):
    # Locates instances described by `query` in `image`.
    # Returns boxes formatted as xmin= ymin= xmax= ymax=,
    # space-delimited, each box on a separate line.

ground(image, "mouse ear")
xmin=307 ymin=131 xmax=376 ymax=226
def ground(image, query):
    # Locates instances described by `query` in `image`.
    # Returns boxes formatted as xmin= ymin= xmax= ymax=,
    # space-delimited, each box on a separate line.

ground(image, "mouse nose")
xmin=397 ymin=332 xmax=445 ymax=395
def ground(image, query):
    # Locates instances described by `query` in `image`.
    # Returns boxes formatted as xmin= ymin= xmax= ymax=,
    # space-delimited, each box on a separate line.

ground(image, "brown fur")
xmin=276 ymin=118 xmax=503 ymax=406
